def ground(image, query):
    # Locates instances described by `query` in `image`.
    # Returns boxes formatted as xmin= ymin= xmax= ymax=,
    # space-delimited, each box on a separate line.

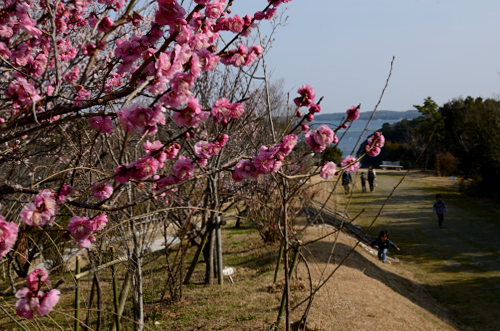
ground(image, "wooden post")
xmin=111 ymin=272 xmax=131 ymax=331
xmin=83 ymin=276 xmax=96 ymax=331
xmin=275 ymin=246 xmax=301 ymax=331
xmin=273 ymin=239 xmax=285 ymax=283
xmin=74 ymin=257 xmax=80 ymax=331
xmin=206 ymin=225 xmax=215 ymax=285
xmin=216 ymin=216 xmax=223 ymax=285
xmin=183 ymin=228 xmax=210 ymax=285
xmin=110 ymin=247 xmax=121 ymax=331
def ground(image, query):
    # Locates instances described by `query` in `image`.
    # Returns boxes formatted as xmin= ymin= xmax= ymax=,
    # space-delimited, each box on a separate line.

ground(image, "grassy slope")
xmin=0 ymin=217 xmax=458 ymax=331
xmin=2 ymin=170 xmax=488 ymax=330
xmin=340 ymin=170 xmax=500 ymax=331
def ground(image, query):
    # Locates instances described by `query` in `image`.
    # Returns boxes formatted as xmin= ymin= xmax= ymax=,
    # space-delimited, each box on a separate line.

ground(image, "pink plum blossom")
xmin=205 ymin=0 xmax=226 ymax=19
xmin=196 ymin=49 xmax=220 ymax=71
xmin=309 ymin=104 xmax=321 ymax=114
xmin=314 ymin=125 xmax=336 ymax=146
xmin=197 ymin=158 xmax=208 ymax=167
xmin=156 ymin=176 xmax=179 ymax=190
xmin=215 ymin=15 xmax=245 ymax=33
xmin=173 ymin=156 xmax=195 ymax=181
xmin=365 ymin=132 xmax=385 ymax=157
xmin=278 ymin=134 xmax=297 ymax=156
xmin=194 ymin=0 xmax=211 ymax=5
xmin=0 ymin=216 xmax=18 ymax=260
xmin=305 ymin=125 xmax=336 ymax=152
xmin=170 ymin=72 xmax=195 ymax=93
xmin=20 ymin=190 xmax=58 ymax=227
xmin=92 ymin=182 xmax=113 ymax=201
xmin=15 ymin=287 xmax=39 ymax=319
xmin=118 ymin=104 xmax=165 ymax=135
xmin=15 ymin=269 xmax=60 ymax=319
xmin=57 ymin=185 xmax=73 ymax=203
xmin=26 ymin=55 xmax=47 ymax=78
xmin=252 ymin=147 xmax=277 ymax=174
xmin=0 ymin=27 xmax=13 ymax=39
xmin=104 ymin=73 xmax=122 ymax=93
xmin=143 ymin=140 xmax=168 ymax=164
xmin=240 ymin=14 xmax=257 ymax=38
xmin=11 ymin=44 xmax=30 ymax=67
xmin=341 ymin=155 xmax=360 ymax=173
xmin=130 ymin=155 xmax=161 ymax=181
xmin=220 ymin=45 xmax=247 ymax=67
xmin=82 ymin=43 xmax=97 ymax=56
xmin=89 ymin=116 xmax=114 ymax=134
xmin=6 ymin=77 xmax=40 ymax=108
xmin=73 ymin=88 xmax=91 ymax=107
xmin=90 ymin=213 xmax=108 ymax=232
xmin=113 ymin=165 xmax=134 ymax=184
xmin=268 ymin=0 xmax=292 ymax=8
xmin=26 ymin=269 xmax=50 ymax=292
xmin=160 ymin=90 xmax=190 ymax=108
xmin=265 ymin=8 xmax=277 ymax=20
xmin=219 ymin=134 xmax=229 ymax=146
xmin=156 ymin=51 xmax=177 ymax=80
xmin=194 ymin=141 xmax=212 ymax=159
xmin=63 ymin=67 xmax=80 ymax=84
xmin=173 ymin=95 xmax=209 ymax=128
xmin=232 ymin=160 xmax=256 ymax=182
xmin=68 ymin=216 xmax=94 ymax=248
xmin=254 ymin=11 xmax=265 ymax=20
xmin=320 ymin=162 xmax=337 ymax=179
xmin=244 ymin=44 xmax=263 ymax=66
xmin=346 ymin=105 xmax=360 ymax=122
xmin=97 ymin=17 xmax=114 ymax=32
xmin=155 ymin=0 xmax=187 ymax=30
xmin=165 ymin=143 xmax=181 ymax=159
xmin=212 ymin=98 xmax=245 ymax=123
xmin=0 ymin=42 xmax=11 ymax=58
xmin=294 ymin=84 xmax=315 ymax=107
xmin=37 ymin=290 xmax=60 ymax=317
xmin=228 ymin=15 xmax=245 ymax=33
xmin=99 ymin=0 xmax=126 ymax=10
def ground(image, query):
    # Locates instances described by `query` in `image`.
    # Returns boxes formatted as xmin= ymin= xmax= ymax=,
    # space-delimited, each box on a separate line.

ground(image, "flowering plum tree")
xmin=0 ymin=0 xmax=386 ymax=329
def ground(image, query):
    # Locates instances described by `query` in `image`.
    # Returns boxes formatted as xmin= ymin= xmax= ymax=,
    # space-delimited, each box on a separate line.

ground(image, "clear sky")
xmin=230 ymin=0 xmax=500 ymax=113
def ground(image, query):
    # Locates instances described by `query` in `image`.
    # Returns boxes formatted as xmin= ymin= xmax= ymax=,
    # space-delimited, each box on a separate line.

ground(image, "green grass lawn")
xmin=339 ymin=170 xmax=500 ymax=330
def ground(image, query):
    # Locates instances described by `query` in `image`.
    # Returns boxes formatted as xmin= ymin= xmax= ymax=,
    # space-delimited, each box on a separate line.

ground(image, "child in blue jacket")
xmin=370 ymin=230 xmax=400 ymax=263
xmin=433 ymin=194 xmax=447 ymax=228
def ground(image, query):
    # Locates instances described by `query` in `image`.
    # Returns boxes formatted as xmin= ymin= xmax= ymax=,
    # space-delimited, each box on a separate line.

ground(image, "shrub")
xmin=435 ymin=152 xmax=459 ymax=176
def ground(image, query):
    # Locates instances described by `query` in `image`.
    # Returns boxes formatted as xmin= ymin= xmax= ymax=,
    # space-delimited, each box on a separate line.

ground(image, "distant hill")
xmin=313 ymin=110 xmax=420 ymax=122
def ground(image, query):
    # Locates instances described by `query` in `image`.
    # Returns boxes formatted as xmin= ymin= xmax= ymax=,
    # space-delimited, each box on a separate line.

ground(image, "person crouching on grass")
xmin=370 ymin=230 xmax=400 ymax=263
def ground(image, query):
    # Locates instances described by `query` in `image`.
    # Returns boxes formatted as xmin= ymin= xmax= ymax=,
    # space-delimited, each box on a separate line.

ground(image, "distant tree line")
xmin=356 ymin=96 xmax=500 ymax=197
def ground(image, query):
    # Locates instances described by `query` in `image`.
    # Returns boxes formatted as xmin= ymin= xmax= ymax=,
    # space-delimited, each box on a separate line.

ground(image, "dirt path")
xmin=338 ymin=170 xmax=500 ymax=331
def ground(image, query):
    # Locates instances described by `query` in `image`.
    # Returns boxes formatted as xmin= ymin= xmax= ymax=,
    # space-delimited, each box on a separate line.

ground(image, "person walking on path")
xmin=367 ymin=165 xmax=376 ymax=192
xmin=370 ymin=230 xmax=400 ymax=263
xmin=433 ymin=193 xmax=447 ymax=228
xmin=342 ymin=171 xmax=352 ymax=194
xmin=360 ymin=172 xmax=367 ymax=192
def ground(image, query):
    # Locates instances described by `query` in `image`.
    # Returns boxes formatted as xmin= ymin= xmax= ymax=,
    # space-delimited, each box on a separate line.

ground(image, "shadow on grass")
xmin=306 ymin=240 xmax=473 ymax=331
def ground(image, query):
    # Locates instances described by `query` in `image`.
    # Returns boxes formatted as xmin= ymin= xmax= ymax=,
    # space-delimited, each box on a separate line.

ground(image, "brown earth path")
xmin=336 ymin=170 xmax=500 ymax=331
